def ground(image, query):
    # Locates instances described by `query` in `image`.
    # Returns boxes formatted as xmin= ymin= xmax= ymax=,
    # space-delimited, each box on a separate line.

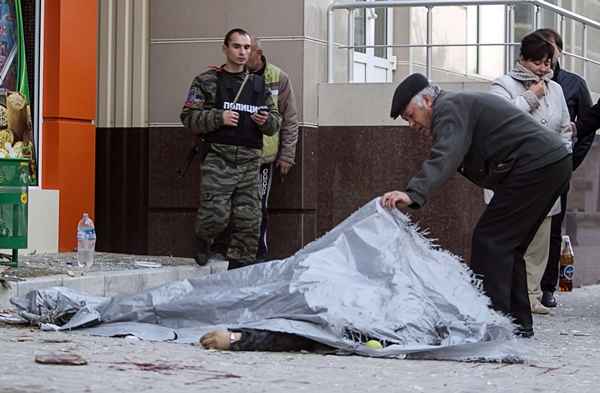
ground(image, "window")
xmin=352 ymin=0 xmax=393 ymax=82
xmin=374 ymin=6 xmax=387 ymax=58
xmin=354 ymin=5 xmax=366 ymax=54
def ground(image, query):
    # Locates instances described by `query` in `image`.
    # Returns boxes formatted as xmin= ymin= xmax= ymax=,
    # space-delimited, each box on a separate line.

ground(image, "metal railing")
xmin=327 ymin=0 xmax=600 ymax=82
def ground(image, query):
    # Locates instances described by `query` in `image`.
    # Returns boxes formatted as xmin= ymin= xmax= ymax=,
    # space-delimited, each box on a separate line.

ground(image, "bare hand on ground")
xmin=381 ymin=191 xmax=413 ymax=209
xmin=200 ymin=331 xmax=240 ymax=350
xmin=223 ymin=110 xmax=239 ymax=126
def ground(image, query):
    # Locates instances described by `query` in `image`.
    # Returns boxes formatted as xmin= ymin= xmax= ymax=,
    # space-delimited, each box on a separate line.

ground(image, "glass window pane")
xmin=374 ymin=7 xmax=387 ymax=58
xmin=514 ymin=3 xmax=534 ymax=41
xmin=540 ymin=0 xmax=558 ymax=29
xmin=513 ymin=4 xmax=534 ymax=61
xmin=477 ymin=5 xmax=505 ymax=78
xmin=354 ymin=5 xmax=366 ymax=53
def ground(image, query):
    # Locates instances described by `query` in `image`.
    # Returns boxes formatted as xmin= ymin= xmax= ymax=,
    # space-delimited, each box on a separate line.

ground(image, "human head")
xmin=519 ymin=32 xmax=554 ymax=77
xmin=247 ymin=35 xmax=264 ymax=72
xmin=390 ymin=73 xmax=437 ymax=132
xmin=535 ymin=28 xmax=563 ymax=66
xmin=222 ymin=28 xmax=251 ymax=69
xmin=401 ymin=86 xmax=440 ymax=133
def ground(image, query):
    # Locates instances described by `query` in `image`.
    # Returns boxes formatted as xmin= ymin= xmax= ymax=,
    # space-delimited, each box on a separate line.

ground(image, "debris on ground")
xmin=0 ymin=310 xmax=28 ymax=325
xmin=35 ymin=353 xmax=88 ymax=366
xmin=134 ymin=261 xmax=162 ymax=268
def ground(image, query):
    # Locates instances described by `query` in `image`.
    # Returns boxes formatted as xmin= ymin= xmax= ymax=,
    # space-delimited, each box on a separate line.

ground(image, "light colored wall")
xmin=1 ymin=189 xmax=60 ymax=255
xmin=318 ymin=81 xmax=490 ymax=127
xmin=105 ymin=1 xmax=600 ymax=130
xmin=148 ymin=0 xmax=313 ymax=126
xmin=97 ymin=0 xmax=150 ymax=128
xmin=26 ymin=189 xmax=59 ymax=253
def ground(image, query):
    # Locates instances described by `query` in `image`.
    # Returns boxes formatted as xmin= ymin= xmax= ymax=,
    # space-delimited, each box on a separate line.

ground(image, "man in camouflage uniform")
xmin=212 ymin=36 xmax=299 ymax=260
xmin=180 ymin=28 xmax=281 ymax=270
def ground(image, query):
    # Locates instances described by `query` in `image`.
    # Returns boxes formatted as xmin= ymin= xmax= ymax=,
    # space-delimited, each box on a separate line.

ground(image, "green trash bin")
xmin=0 ymin=158 xmax=29 ymax=267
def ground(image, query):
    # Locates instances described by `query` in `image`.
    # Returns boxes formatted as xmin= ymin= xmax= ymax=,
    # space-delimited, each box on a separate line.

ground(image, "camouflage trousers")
xmin=195 ymin=144 xmax=262 ymax=261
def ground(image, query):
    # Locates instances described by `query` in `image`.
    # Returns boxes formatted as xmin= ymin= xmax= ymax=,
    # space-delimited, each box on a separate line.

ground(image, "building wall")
xmin=42 ymin=0 xmax=97 ymax=251
xmin=94 ymin=0 xmax=485 ymax=259
xmin=96 ymin=0 xmax=320 ymax=256
xmin=97 ymin=0 xmax=149 ymax=128
xmin=94 ymin=0 xmax=600 ymax=282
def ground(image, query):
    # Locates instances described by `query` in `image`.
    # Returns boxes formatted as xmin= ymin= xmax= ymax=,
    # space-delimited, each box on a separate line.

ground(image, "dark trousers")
xmin=231 ymin=329 xmax=330 ymax=352
xmin=541 ymin=188 xmax=568 ymax=293
xmin=470 ymin=157 xmax=571 ymax=330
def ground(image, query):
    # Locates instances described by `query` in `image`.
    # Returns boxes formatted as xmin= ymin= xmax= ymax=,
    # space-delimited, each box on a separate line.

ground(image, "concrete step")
xmin=0 ymin=261 xmax=227 ymax=309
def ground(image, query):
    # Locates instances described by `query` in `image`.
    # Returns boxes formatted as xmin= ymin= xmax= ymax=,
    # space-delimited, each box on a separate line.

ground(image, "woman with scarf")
xmin=488 ymin=31 xmax=572 ymax=315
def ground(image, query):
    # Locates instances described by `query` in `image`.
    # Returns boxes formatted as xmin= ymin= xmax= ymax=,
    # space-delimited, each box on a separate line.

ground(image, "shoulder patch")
xmin=184 ymin=85 xmax=204 ymax=109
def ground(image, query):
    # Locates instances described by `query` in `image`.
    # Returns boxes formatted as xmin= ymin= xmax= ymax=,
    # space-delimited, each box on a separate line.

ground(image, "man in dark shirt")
xmin=575 ymin=99 xmax=600 ymax=139
xmin=180 ymin=28 xmax=281 ymax=270
xmin=536 ymin=29 xmax=593 ymax=308
xmin=381 ymin=73 xmax=572 ymax=337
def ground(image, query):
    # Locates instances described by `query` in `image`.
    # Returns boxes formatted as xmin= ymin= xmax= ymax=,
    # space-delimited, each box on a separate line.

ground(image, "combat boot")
xmin=194 ymin=238 xmax=212 ymax=266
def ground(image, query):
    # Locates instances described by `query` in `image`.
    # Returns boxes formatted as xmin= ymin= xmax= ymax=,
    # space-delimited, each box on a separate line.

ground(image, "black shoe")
xmin=541 ymin=291 xmax=557 ymax=308
xmin=194 ymin=239 xmax=212 ymax=266
xmin=194 ymin=252 xmax=209 ymax=266
xmin=227 ymin=259 xmax=253 ymax=271
xmin=514 ymin=327 xmax=534 ymax=338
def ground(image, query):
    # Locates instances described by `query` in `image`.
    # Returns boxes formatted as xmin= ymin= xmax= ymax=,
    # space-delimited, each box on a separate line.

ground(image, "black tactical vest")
xmin=208 ymin=70 xmax=267 ymax=149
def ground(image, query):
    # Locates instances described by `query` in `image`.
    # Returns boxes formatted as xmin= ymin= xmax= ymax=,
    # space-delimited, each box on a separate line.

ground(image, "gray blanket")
xmin=11 ymin=199 xmax=521 ymax=361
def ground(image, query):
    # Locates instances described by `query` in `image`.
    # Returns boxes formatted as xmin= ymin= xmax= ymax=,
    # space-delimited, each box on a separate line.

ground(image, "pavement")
xmin=1 ymin=274 xmax=600 ymax=392
xmin=0 ymin=252 xmax=227 ymax=308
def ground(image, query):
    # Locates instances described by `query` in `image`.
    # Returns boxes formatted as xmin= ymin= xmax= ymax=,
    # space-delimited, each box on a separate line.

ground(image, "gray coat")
xmin=486 ymin=74 xmax=572 ymax=215
xmin=405 ymin=91 xmax=570 ymax=208
xmin=490 ymin=75 xmax=572 ymax=152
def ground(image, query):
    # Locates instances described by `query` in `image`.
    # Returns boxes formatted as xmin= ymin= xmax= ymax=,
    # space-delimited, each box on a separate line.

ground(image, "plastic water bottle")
xmin=77 ymin=213 xmax=96 ymax=268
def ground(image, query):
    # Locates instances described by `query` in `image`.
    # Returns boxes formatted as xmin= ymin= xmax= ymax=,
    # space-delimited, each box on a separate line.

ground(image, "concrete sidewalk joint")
xmin=0 ymin=261 xmax=227 ymax=308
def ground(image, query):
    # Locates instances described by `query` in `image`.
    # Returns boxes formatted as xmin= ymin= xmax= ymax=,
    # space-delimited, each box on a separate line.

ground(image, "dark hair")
xmin=535 ymin=28 xmax=563 ymax=51
xmin=224 ymin=28 xmax=250 ymax=47
xmin=520 ymin=32 xmax=555 ymax=62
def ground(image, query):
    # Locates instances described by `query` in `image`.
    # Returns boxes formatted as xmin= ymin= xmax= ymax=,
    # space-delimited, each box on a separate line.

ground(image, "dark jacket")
xmin=552 ymin=63 xmax=593 ymax=170
xmin=574 ymin=98 xmax=600 ymax=161
xmin=406 ymin=91 xmax=570 ymax=208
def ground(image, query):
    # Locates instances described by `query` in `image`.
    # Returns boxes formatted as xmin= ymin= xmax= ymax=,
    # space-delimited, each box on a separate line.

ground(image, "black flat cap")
xmin=390 ymin=73 xmax=430 ymax=119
